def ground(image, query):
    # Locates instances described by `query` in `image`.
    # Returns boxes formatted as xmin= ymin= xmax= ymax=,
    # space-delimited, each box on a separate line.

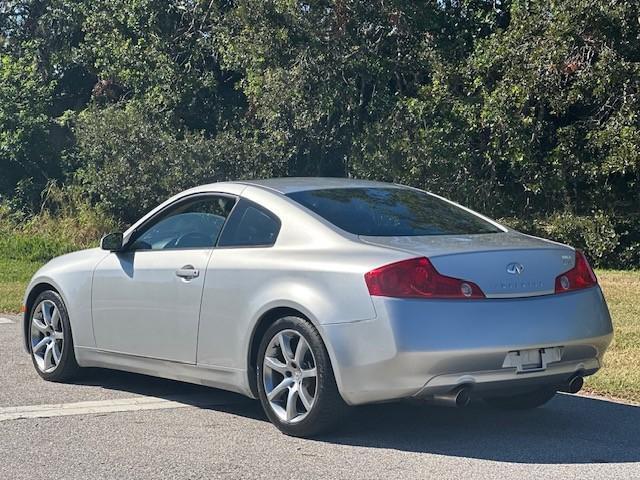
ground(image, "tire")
xmin=256 ymin=315 xmax=349 ymax=437
xmin=484 ymin=388 xmax=557 ymax=410
xmin=28 ymin=290 xmax=80 ymax=382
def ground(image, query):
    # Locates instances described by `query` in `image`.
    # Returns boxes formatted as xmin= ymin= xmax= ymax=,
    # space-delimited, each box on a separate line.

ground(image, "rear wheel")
xmin=256 ymin=316 xmax=348 ymax=437
xmin=484 ymin=388 xmax=556 ymax=410
xmin=29 ymin=290 xmax=80 ymax=382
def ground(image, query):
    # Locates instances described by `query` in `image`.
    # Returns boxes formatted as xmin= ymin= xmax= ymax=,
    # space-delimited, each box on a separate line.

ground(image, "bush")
xmin=499 ymin=213 xmax=640 ymax=270
xmin=0 ymin=184 xmax=118 ymax=263
xmin=615 ymin=216 xmax=640 ymax=268
xmin=71 ymin=105 xmax=277 ymax=224
xmin=0 ymin=234 xmax=77 ymax=263
xmin=540 ymin=212 xmax=620 ymax=268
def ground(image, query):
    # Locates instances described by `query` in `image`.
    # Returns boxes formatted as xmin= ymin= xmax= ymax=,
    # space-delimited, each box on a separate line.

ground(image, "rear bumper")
xmin=322 ymin=286 xmax=613 ymax=405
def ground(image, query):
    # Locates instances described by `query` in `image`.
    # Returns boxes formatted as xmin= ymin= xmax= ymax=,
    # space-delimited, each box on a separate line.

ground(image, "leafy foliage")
xmin=0 ymin=0 xmax=639 ymax=267
xmin=500 ymin=212 xmax=640 ymax=269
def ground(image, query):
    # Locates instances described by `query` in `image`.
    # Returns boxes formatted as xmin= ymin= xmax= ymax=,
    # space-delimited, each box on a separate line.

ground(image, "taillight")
xmin=364 ymin=257 xmax=485 ymax=299
xmin=554 ymin=250 xmax=598 ymax=294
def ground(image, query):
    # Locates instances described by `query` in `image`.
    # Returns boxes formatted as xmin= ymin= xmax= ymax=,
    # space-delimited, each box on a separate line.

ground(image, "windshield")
xmin=287 ymin=187 xmax=502 ymax=236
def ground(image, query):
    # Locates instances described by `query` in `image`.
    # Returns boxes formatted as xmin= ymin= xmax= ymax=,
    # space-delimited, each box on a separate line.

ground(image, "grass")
xmin=0 ymin=199 xmax=116 ymax=312
xmin=0 ymin=248 xmax=638 ymax=402
xmin=0 ymin=232 xmax=87 ymax=313
xmin=0 ymin=257 xmax=43 ymax=312
xmin=583 ymin=270 xmax=640 ymax=403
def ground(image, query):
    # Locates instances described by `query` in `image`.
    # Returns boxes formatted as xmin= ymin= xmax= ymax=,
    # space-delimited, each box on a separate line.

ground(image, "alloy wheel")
xmin=262 ymin=329 xmax=317 ymax=423
xmin=30 ymin=299 xmax=64 ymax=373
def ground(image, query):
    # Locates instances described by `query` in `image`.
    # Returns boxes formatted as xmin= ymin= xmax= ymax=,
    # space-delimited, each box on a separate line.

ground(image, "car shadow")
xmin=322 ymin=394 xmax=640 ymax=464
xmin=70 ymin=367 xmax=251 ymax=407
xmin=74 ymin=369 xmax=640 ymax=465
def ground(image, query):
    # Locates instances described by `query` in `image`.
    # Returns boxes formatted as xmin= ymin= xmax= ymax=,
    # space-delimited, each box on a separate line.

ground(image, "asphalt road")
xmin=2 ymin=313 xmax=639 ymax=480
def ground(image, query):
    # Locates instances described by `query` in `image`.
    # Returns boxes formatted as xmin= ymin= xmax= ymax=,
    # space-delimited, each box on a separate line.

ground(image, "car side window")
xmin=217 ymin=199 xmax=281 ymax=247
xmin=131 ymin=195 xmax=236 ymax=250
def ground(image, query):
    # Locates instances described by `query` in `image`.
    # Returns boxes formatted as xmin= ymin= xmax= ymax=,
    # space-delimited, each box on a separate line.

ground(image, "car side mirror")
xmin=100 ymin=232 xmax=124 ymax=251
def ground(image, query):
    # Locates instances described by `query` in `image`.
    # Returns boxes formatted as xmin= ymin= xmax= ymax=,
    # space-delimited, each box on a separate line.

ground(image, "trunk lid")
xmin=360 ymin=231 xmax=574 ymax=298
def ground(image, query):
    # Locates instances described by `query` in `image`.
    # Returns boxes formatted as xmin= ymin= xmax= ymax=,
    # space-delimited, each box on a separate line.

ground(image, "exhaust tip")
xmin=567 ymin=376 xmax=584 ymax=394
xmin=455 ymin=387 xmax=471 ymax=408
xmin=429 ymin=385 xmax=472 ymax=408
xmin=559 ymin=375 xmax=584 ymax=394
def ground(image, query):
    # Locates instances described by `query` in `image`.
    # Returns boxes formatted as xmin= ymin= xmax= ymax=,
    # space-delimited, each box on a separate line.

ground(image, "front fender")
xmin=22 ymin=248 xmax=109 ymax=353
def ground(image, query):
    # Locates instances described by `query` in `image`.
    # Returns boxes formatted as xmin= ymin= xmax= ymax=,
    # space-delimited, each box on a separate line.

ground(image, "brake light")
xmin=554 ymin=250 xmax=597 ymax=294
xmin=365 ymin=257 xmax=485 ymax=299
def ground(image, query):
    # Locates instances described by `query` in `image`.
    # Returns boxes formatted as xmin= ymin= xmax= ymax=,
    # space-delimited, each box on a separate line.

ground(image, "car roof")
xmin=230 ymin=177 xmax=400 ymax=194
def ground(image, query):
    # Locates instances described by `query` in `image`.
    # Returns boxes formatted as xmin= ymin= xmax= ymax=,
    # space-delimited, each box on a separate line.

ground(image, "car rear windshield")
xmin=287 ymin=188 xmax=502 ymax=236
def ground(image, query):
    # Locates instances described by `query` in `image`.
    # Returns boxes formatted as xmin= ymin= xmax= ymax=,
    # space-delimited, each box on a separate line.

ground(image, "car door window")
xmin=132 ymin=195 xmax=236 ymax=250
xmin=217 ymin=199 xmax=281 ymax=247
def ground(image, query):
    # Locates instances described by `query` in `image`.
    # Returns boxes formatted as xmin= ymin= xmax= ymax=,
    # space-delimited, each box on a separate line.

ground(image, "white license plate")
xmin=503 ymin=347 xmax=563 ymax=373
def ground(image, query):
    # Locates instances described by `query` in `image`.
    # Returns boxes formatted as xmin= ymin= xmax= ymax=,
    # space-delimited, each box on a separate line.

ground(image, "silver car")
xmin=22 ymin=178 xmax=613 ymax=436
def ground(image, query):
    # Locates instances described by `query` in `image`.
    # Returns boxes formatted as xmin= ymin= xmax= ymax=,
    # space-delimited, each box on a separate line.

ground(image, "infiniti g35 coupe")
xmin=22 ymin=178 xmax=613 ymax=436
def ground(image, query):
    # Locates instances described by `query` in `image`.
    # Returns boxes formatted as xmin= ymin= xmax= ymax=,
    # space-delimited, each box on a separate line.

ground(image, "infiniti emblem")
xmin=506 ymin=262 xmax=525 ymax=275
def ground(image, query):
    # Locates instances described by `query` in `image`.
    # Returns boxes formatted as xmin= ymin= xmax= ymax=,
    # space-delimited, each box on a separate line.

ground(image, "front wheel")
xmin=483 ymin=388 xmax=557 ymax=410
xmin=256 ymin=316 xmax=348 ymax=437
xmin=29 ymin=290 xmax=80 ymax=382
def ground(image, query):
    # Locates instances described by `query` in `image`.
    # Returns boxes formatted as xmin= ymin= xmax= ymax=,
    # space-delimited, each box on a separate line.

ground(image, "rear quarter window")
xmin=287 ymin=187 xmax=501 ymax=236
xmin=218 ymin=199 xmax=281 ymax=247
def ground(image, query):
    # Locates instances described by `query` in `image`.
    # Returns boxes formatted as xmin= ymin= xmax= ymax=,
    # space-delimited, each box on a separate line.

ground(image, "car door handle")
xmin=175 ymin=265 xmax=200 ymax=280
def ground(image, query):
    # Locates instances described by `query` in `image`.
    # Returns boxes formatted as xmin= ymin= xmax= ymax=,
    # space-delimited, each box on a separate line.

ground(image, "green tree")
xmin=0 ymin=0 xmax=638 ymax=265
xmin=0 ymin=53 xmax=65 ymax=202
